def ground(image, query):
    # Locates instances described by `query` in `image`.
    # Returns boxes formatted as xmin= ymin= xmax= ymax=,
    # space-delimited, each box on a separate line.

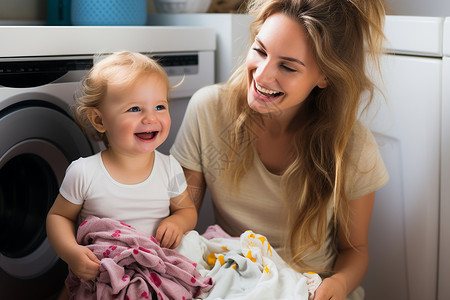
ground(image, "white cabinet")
xmin=438 ymin=17 xmax=450 ymax=300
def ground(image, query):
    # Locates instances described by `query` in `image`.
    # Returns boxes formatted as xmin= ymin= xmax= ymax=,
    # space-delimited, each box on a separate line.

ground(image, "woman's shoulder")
xmin=345 ymin=121 xmax=381 ymax=169
xmin=346 ymin=120 xmax=389 ymax=197
xmin=189 ymin=83 xmax=225 ymax=107
xmin=350 ymin=121 xmax=375 ymax=144
xmin=186 ymin=83 xmax=229 ymax=126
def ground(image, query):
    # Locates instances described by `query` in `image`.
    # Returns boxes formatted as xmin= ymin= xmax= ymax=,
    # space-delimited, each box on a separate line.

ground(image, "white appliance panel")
xmin=0 ymin=26 xmax=215 ymax=57
xmin=361 ymin=52 xmax=441 ymax=300
xmin=438 ymin=18 xmax=450 ymax=299
xmin=444 ymin=18 xmax=450 ymax=56
xmin=384 ymin=16 xmax=443 ymax=56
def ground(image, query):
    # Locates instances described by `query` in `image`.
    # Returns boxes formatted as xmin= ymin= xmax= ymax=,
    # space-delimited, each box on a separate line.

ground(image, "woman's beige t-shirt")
xmin=171 ymin=84 xmax=389 ymax=272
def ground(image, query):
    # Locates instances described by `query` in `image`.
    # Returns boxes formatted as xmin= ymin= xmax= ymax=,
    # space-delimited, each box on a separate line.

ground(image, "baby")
xmin=46 ymin=51 xmax=197 ymax=297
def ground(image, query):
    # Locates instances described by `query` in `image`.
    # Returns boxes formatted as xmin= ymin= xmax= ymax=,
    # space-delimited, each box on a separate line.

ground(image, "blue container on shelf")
xmin=47 ymin=0 xmax=71 ymax=25
xmin=71 ymin=0 xmax=147 ymax=26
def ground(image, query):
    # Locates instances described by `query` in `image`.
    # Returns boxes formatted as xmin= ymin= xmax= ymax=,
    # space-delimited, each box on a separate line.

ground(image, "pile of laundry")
xmin=66 ymin=216 xmax=321 ymax=300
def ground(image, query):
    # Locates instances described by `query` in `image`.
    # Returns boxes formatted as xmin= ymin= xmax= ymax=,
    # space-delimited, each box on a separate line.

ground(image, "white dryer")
xmin=0 ymin=26 xmax=214 ymax=299
xmin=360 ymin=16 xmax=443 ymax=300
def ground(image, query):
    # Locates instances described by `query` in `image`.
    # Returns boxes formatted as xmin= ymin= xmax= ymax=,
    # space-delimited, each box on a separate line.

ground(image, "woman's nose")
xmin=254 ymin=59 xmax=276 ymax=83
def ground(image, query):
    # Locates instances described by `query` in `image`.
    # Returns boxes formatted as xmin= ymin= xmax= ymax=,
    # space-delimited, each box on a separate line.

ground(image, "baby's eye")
xmin=127 ymin=106 xmax=141 ymax=112
xmin=155 ymin=104 xmax=166 ymax=111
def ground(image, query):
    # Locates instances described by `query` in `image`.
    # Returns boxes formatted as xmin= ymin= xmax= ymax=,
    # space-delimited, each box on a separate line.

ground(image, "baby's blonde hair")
xmin=74 ymin=51 xmax=171 ymax=147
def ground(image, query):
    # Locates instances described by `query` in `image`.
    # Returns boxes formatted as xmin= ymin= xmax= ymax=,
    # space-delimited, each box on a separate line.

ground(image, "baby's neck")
xmin=100 ymin=149 xmax=155 ymax=185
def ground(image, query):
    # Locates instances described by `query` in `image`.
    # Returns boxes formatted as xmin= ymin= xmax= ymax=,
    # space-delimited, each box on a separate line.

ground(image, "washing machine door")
xmin=0 ymin=103 xmax=94 ymax=281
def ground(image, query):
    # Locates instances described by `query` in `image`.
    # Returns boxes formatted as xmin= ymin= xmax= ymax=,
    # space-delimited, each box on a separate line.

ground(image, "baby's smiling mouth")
xmin=135 ymin=131 xmax=157 ymax=140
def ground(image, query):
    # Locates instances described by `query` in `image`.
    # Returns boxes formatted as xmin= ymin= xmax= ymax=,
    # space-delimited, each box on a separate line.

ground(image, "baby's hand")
xmin=155 ymin=219 xmax=184 ymax=249
xmin=66 ymin=244 xmax=100 ymax=280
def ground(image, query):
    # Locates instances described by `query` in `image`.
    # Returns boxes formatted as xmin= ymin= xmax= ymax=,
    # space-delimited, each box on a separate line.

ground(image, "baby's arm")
xmin=46 ymin=194 xmax=100 ymax=280
xmin=156 ymin=189 xmax=197 ymax=249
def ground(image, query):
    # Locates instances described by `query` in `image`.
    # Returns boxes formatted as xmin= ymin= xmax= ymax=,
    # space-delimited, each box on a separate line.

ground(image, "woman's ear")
xmin=317 ymin=75 xmax=328 ymax=89
xmin=87 ymin=108 xmax=106 ymax=133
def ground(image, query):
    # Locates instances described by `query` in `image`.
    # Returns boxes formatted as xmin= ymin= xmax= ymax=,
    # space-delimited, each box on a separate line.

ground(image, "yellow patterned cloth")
xmin=176 ymin=229 xmax=322 ymax=299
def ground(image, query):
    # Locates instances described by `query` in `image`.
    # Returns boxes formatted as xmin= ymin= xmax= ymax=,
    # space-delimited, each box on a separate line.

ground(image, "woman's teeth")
xmin=255 ymin=82 xmax=282 ymax=97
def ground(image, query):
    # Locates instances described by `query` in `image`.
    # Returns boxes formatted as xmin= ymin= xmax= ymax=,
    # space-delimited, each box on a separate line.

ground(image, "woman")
xmin=171 ymin=0 xmax=389 ymax=299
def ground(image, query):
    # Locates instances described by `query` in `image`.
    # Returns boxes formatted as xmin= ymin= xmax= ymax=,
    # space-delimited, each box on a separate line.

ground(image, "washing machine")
xmin=0 ymin=26 xmax=215 ymax=299
xmin=0 ymin=54 xmax=101 ymax=299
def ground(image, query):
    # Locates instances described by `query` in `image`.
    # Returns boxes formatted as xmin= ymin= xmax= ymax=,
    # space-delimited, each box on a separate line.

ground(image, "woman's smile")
xmin=252 ymin=80 xmax=284 ymax=103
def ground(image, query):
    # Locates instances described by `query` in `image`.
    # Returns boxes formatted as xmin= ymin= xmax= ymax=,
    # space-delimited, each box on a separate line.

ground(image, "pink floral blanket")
xmin=66 ymin=215 xmax=213 ymax=300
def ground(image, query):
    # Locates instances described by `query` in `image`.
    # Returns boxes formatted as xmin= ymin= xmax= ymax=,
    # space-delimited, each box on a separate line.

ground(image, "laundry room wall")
xmin=0 ymin=0 xmax=157 ymax=23
xmin=0 ymin=0 xmax=45 ymax=21
xmin=1 ymin=0 xmax=449 ymax=22
xmin=384 ymin=0 xmax=450 ymax=16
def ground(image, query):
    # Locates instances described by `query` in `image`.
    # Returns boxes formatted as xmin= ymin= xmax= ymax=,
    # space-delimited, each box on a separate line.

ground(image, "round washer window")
xmin=0 ymin=104 xmax=96 ymax=279
xmin=0 ymin=153 xmax=58 ymax=258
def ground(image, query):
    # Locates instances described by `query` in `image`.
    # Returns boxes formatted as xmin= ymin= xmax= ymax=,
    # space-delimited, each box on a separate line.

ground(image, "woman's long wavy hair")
xmin=223 ymin=0 xmax=385 ymax=271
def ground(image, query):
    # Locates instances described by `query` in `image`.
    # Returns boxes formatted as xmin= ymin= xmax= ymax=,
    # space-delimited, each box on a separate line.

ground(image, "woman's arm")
xmin=314 ymin=192 xmax=375 ymax=300
xmin=46 ymin=194 xmax=100 ymax=280
xmin=182 ymin=167 xmax=207 ymax=213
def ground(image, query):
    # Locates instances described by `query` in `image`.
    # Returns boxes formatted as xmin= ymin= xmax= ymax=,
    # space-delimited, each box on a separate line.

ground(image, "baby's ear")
xmin=87 ymin=108 xmax=106 ymax=133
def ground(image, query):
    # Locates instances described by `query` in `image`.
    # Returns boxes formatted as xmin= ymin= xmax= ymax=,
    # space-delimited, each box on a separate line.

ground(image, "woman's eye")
xmin=155 ymin=105 xmax=166 ymax=111
xmin=252 ymin=47 xmax=266 ymax=56
xmin=281 ymin=65 xmax=297 ymax=72
xmin=127 ymin=106 xmax=140 ymax=112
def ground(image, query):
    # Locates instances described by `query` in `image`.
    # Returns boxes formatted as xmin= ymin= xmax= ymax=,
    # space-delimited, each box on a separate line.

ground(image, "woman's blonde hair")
xmin=224 ymin=0 xmax=385 ymax=272
xmin=74 ymin=51 xmax=171 ymax=147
